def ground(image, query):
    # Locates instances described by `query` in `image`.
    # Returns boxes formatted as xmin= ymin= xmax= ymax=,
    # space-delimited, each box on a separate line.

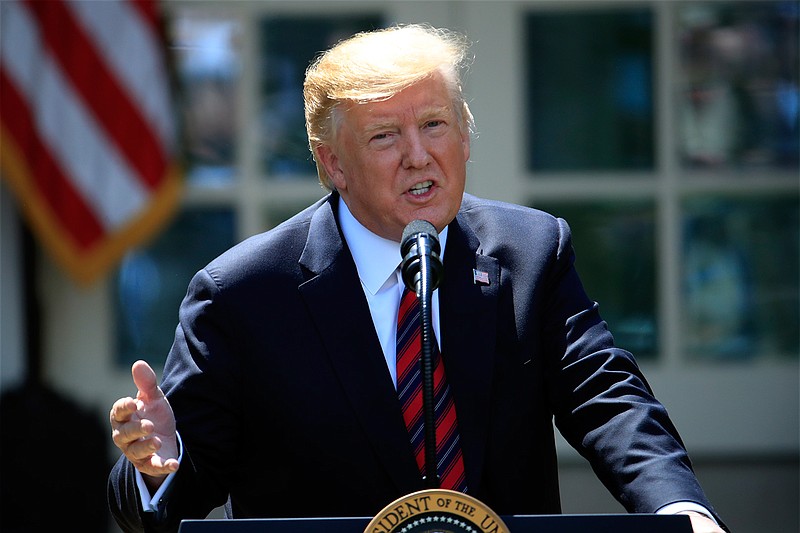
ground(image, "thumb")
xmin=132 ymin=360 xmax=163 ymax=403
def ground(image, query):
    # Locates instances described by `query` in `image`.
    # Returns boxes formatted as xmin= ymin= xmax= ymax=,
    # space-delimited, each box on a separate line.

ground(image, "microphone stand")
xmin=401 ymin=220 xmax=444 ymax=490
xmin=418 ymin=250 xmax=439 ymax=489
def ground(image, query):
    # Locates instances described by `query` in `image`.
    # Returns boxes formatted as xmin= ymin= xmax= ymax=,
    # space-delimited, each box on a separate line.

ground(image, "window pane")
xmin=677 ymin=1 xmax=800 ymax=169
xmin=172 ymin=14 xmax=243 ymax=185
xmin=533 ymin=201 xmax=658 ymax=358
xmin=115 ymin=208 xmax=236 ymax=367
xmin=260 ymin=15 xmax=382 ymax=179
xmin=525 ymin=9 xmax=654 ymax=172
xmin=682 ymin=196 xmax=799 ymax=360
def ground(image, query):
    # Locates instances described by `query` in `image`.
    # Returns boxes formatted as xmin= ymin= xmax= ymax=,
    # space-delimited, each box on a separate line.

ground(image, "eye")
xmin=368 ymin=130 xmax=395 ymax=148
xmin=425 ymin=120 xmax=444 ymax=129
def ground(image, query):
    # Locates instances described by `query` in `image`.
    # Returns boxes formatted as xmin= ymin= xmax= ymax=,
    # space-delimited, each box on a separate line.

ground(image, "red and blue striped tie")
xmin=396 ymin=287 xmax=467 ymax=492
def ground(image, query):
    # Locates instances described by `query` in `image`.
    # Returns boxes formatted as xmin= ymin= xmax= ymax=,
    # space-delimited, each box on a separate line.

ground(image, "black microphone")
xmin=400 ymin=220 xmax=443 ymax=293
xmin=400 ymin=220 xmax=443 ymax=488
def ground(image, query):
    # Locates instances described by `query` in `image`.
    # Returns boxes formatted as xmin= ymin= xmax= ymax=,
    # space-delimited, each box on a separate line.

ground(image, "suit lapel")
xmin=439 ymin=213 xmax=499 ymax=493
xmin=297 ymin=197 xmax=421 ymax=494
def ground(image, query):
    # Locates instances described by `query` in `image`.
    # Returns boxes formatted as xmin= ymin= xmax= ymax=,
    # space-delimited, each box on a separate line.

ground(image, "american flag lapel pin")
xmin=473 ymin=269 xmax=490 ymax=286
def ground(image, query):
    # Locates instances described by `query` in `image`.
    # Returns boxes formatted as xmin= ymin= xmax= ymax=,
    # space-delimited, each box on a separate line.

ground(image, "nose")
xmin=401 ymin=130 xmax=431 ymax=169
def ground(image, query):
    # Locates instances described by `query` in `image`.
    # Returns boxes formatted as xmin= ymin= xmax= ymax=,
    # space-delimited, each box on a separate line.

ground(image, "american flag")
xmin=0 ymin=0 xmax=181 ymax=285
xmin=473 ymin=269 xmax=490 ymax=286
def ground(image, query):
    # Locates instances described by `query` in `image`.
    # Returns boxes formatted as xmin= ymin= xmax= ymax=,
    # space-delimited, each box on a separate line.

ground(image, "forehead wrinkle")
xmin=358 ymin=103 xmax=453 ymax=133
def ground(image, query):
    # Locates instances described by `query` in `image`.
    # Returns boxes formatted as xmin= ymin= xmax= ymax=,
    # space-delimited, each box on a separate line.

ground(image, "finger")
xmin=683 ymin=512 xmax=724 ymax=533
xmin=149 ymin=450 xmax=180 ymax=472
xmin=139 ymin=457 xmax=180 ymax=477
xmin=155 ymin=458 xmax=180 ymax=474
xmin=129 ymin=442 xmax=180 ymax=477
xmin=109 ymin=397 xmax=138 ymax=426
xmin=124 ymin=437 xmax=161 ymax=464
xmin=112 ymin=418 xmax=154 ymax=448
xmin=131 ymin=360 xmax=163 ymax=403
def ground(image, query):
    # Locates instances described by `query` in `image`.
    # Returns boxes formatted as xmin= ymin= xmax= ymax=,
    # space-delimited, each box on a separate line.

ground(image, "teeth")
xmin=409 ymin=180 xmax=433 ymax=195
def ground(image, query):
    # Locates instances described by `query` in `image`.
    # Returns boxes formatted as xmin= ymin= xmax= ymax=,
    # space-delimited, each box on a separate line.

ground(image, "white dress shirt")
xmin=337 ymin=197 xmax=447 ymax=388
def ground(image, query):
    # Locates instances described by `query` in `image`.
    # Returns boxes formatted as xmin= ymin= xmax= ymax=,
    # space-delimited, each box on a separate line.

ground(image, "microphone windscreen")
xmin=401 ymin=220 xmax=439 ymax=251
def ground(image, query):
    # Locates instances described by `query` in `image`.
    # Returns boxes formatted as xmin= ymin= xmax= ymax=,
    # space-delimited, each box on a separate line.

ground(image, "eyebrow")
xmin=362 ymin=119 xmax=398 ymax=136
xmin=418 ymin=105 xmax=452 ymax=122
xmin=361 ymin=105 xmax=453 ymax=136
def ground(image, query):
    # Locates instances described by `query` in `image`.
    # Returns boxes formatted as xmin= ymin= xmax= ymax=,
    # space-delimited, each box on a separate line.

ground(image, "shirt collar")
xmin=337 ymin=196 xmax=448 ymax=295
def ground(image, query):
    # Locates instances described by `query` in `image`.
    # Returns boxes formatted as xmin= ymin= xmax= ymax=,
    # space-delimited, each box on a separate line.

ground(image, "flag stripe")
xmin=24 ymin=0 xmax=168 ymax=190
xmin=129 ymin=0 xmax=160 ymax=27
xmin=2 ymin=0 xmax=149 ymax=231
xmin=1 ymin=70 xmax=104 ymax=248
xmin=68 ymin=0 xmax=174 ymax=148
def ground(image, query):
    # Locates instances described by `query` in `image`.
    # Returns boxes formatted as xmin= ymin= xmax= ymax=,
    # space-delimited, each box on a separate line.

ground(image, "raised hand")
xmin=110 ymin=360 xmax=179 ymax=490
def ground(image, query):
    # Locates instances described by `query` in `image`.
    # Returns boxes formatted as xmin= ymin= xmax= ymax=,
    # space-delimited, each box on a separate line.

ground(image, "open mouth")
xmin=409 ymin=180 xmax=433 ymax=196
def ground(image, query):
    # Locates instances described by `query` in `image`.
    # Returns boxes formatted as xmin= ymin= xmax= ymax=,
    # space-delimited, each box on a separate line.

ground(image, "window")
xmin=175 ymin=14 xmax=243 ymax=185
xmin=115 ymin=208 xmax=235 ymax=366
xmin=535 ymin=200 xmax=658 ymax=357
xmin=524 ymin=1 xmax=798 ymax=364
xmin=676 ymin=1 xmax=799 ymax=361
xmin=259 ymin=16 xmax=382 ymax=178
xmin=682 ymin=195 xmax=799 ymax=360
xmin=677 ymin=1 xmax=799 ymax=169
xmin=526 ymin=9 xmax=655 ymax=171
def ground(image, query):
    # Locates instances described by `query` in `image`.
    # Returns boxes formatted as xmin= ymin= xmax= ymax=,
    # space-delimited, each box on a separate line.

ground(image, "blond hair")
xmin=303 ymin=24 xmax=474 ymax=190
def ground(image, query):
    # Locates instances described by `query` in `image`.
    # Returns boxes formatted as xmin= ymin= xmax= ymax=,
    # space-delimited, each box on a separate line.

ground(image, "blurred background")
xmin=1 ymin=1 xmax=797 ymax=532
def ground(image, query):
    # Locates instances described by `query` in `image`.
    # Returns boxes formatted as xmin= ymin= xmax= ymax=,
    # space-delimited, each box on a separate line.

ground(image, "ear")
xmin=461 ymin=127 xmax=471 ymax=163
xmin=316 ymin=143 xmax=347 ymax=191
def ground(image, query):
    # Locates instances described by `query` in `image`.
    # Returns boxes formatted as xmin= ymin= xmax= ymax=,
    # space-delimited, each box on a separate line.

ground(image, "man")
xmin=109 ymin=24 xmax=726 ymax=532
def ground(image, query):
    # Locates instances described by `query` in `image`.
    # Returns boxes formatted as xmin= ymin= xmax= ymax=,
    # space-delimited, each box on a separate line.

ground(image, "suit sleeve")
xmin=108 ymin=267 xmax=241 ymax=532
xmin=108 ymin=454 xmax=147 ymax=533
xmin=541 ymin=218 xmax=725 ymax=525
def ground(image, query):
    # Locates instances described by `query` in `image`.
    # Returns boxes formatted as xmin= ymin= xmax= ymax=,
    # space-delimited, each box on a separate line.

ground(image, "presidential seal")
xmin=365 ymin=489 xmax=509 ymax=533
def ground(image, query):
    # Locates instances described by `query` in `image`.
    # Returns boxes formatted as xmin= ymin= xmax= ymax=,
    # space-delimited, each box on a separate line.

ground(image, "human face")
xmin=316 ymin=75 xmax=470 ymax=242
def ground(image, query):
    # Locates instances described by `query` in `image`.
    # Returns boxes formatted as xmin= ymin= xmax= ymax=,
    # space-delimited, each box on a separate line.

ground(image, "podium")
xmin=178 ymin=513 xmax=693 ymax=532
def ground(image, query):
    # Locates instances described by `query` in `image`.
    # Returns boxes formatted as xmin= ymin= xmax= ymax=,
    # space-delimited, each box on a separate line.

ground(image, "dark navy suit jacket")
xmin=109 ymin=193 xmax=718 ymax=531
